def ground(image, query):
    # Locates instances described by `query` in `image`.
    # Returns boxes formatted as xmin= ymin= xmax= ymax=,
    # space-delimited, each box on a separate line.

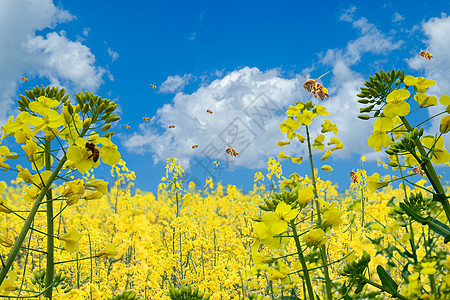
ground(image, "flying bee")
xmin=225 ymin=146 xmax=239 ymax=157
xmin=21 ymin=77 xmax=28 ymax=81
xmin=206 ymin=109 xmax=213 ymax=114
xmin=169 ymin=125 xmax=175 ymax=129
xmin=303 ymin=72 xmax=331 ymax=100
xmin=349 ymin=171 xmax=358 ymax=184
xmin=150 ymin=84 xmax=157 ymax=89
xmin=413 ymin=166 xmax=426 ymax=176
xmin=420 ymin=47 xmax=433 ymax=60
xmin=143 ymin=117 xmax=150 ymax=121
xmin=192 ymin=144 xmax=198 ymax=149
xmin=85 ymin=142 xmax=100 ymax=162
xmin=124 ymin=125 xmax=131 ymax=129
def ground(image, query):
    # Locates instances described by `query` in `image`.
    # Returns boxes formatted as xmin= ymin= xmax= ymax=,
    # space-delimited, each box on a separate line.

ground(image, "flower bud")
xmin=83 ymin=118 xmax=92 ymax=130
xmin=101 ymin=124 xmax=111 ymax=131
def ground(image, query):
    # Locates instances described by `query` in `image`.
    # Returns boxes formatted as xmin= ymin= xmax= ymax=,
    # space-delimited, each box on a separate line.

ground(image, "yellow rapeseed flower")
xmin=262 ymin=202 xmax=298 ymax=234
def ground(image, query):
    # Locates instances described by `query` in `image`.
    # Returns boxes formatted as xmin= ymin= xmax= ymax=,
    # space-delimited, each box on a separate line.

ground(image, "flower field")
xmin=1 ymin=69 xmax=450 ymax=299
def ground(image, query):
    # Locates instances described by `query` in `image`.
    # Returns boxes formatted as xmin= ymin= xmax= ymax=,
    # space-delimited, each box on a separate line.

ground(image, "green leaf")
xmin=376 ymin=265 xmax=398 ymax=295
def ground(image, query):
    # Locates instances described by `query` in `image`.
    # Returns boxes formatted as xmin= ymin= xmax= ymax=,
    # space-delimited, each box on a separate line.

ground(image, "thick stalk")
xmin=290 ymin=220 xmax=315 ymax=300
xmin=305 ymin=126 xmax=333 ymax=300
xmin=44 ymin=140 xmax=54 ymax=299
xmin=400 ymin=116 xmax=450 ymax=221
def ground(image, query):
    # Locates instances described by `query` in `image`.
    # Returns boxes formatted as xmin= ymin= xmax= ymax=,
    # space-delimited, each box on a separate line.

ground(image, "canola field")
xmin=1 ymin=69 xmax=450 ymax=299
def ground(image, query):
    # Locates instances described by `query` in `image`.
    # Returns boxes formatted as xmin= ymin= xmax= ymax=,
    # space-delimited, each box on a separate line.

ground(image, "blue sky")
xmin=1 ymin=0 xmax=450 ymax=194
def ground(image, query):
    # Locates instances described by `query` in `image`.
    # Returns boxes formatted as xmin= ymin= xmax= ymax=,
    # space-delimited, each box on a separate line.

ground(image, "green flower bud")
xmin=83 ymin=104 xmax=90 ymax=114
xmin=103 ymin=132 xmax=115 ymax=138
xmin=83 ymin=118 xmax=92 ymax=130
xmin=67 ymin=103 xmax=74 ymax=115
xmin=357 ymin=99 xmax=370 ymax=104
xmin=358 ymin=114 xmax=370 ymax=120
xmin=101 ymin=124 xmax=112 ymax=131
xmin=360 ymin=105 xmax=375 ymax=113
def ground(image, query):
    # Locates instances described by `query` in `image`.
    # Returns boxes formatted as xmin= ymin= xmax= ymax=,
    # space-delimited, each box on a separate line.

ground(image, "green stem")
xmin=305 ymin=125 xmax=333 ymax=300
xmin=290 ymin=220 xmax=315 ymax=300
xmin=398 ymin=160 xmax=418 ymax=264
xmin=400 ymin=116 xmax=450 ymax=221
xmin=44 ymin=140 xmax=54 ymax=299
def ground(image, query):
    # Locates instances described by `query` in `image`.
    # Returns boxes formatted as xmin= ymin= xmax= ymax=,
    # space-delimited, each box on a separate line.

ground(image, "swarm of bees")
xmin=420 ymin=47 xmax=433 ymax=60
xmin=143 ymin=117 xmax=150 ymax=121
xmin=192 ymin=144 xmax=198 ymax=149
xmin=225 ymin=146 xmax=239 ymax=157
xmin=303 ymin=72 xmax=331 ymax=100
xmin=413 ymin=166 xmax=426 ymax=176
xmin=150 ymin=84 xmax=157 ymax=89
xmin=85 ymin=142 xmax=100 ymax=162
xmin=349 ymin=171 xmax=358 ymax=184
xmin=21 ymin=77 xmax=28 ymax=81
xmin=124 ymin=125 xmax=131 ymax=129
xmin=206 ymin=109 xmax=213 ymax=114
xmin=169 ymin=125 xmax=175 ymax=129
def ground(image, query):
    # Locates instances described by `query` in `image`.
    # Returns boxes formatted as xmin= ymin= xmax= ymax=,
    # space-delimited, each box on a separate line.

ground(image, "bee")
xmin=413 ymin=166 xmax=426 ymax=176
xmin=303 ymin=72 xmax=331 ymax=100
xmin=192 ymin=144 xmax=198 ymax=149
xmin=143 ymin=117 xmax=150 ymax=121
xmin=225 ymin=146 xmax=239 ymax=157
xmin=206 ymin=109 xmax=213 ymax=114
xmin=124 ymin=125 xmax=131 ymax=129
xmin=420 ymin=47 xmax=433 ymax=60
xmin=349 ymin=171 xmax=358 ymax=184
xmin=21 ymin=77 xmax=28 ymax=81
xmin=150 ymin=84 xmax=157 ymax=89
xmin=85 ymin=142 xmax=100 ymax=162
xmin=169 ymin=125 xmax=175 ymax=129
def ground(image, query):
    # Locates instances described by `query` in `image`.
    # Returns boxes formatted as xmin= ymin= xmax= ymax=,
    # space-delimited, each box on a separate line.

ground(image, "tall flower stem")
xmin=290 ymin=220 xmax=315 ymax=300
xmin=44 ymin=140 xmax=55 ymax=299
xmin=305 ymin=125 xmax=333 ymax=300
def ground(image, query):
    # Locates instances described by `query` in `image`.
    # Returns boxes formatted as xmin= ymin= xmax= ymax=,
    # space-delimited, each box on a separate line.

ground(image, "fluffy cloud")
xmin=0 ymin=0 xmax=105 ymax=124
xmin=159 ymin=74 xmax=196 ymax=93
xmin=124 ymin=67 xmax=304 ymax=169
xmin=392 ymin=12 xmax=405 ymax=23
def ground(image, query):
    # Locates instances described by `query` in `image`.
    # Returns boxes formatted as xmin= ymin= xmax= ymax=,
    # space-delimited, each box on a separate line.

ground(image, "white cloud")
xmin=159 ymin=74 xmax=196 ymax=93
xmin=0 ymin=0 xmax=106 ymax=124
xmin=339 ymin=6 xmax=357 ymax=22
xmin=124 ymin=67 xmax=304 ymax=169
xmin=107 ymin=47 xmax=119 ymax=62
xmin=392 ymin=12 xmax=405 ymax=23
